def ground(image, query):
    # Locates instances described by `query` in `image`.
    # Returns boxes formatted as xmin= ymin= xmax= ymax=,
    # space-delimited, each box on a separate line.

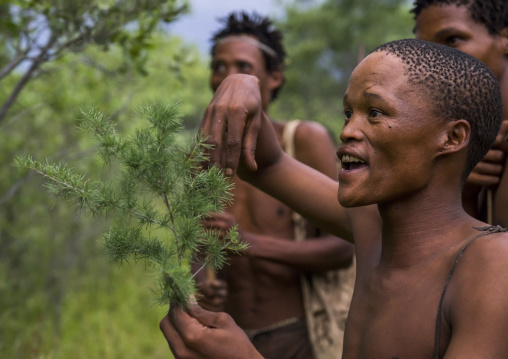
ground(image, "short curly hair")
xmin=210 ymin=12 xmax=286 ymax=100
xmin=410 ymin=0 xmax=508 ymax=34
xmin=372 ymin=39 xmax=502 ymax=181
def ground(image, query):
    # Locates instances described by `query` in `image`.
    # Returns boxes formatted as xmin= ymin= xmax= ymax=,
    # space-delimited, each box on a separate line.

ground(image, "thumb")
xmin=185 ymin=303 xmax=232 ymax=329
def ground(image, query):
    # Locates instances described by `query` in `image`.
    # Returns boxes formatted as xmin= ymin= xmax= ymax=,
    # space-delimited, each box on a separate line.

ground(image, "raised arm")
xmin=200 ymin=74 xmax=354 ymax=240
xmin=494 ymin=120 xmax=508 ymax=227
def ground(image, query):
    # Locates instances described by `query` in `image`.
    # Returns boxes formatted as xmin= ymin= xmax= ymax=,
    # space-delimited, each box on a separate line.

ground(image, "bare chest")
xmin=343 ymin=269 xmax=450 ymax=359
xmin=228 ymin=177 xmax=294 ymax=237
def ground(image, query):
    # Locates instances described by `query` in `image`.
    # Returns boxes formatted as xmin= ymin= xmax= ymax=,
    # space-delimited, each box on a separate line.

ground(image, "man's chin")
xmin=337 ymin=193 xmax=372 ymax=208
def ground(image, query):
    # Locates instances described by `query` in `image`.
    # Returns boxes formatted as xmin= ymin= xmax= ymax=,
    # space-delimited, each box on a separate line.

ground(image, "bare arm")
xmin=200 ymin=74 xmax=354 ymax=240
xmin=247 ymin=120 xmax=353 ymax=273
xmin=494 ymin=156 xmax=508 ymax=227
xmin=246 ymin=152 xmax=354 ymax=240
xmin=494 ymin=121 xmax=508 ymax=227
xmin=200 ymin=210 xmax=353 ymax=274
xmin=246 ymin=233 xmax=353 ymax=273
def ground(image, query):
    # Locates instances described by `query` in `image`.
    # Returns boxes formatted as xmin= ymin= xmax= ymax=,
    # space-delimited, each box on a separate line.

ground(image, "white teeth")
xmin=341 ymin=155 xmax=365 ymax=163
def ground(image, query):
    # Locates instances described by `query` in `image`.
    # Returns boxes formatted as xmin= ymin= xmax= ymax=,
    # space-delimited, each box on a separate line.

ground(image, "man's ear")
xmin=437 ymin=119 xmax=470 ymax=156
xmin=501 ymin=27 xmax=508 ymax=55
xmin=268 ymin=70 xmax=283 ymax=90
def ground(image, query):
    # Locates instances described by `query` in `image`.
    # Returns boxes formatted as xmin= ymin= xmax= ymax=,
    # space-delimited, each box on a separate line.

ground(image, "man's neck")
xmin=376 ymin=191 xmax=475 ymax=270
xmin=499 ymin=62 xmax=508 ymax=120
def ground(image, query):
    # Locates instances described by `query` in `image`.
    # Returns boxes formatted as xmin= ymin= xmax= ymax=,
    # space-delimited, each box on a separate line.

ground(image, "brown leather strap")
xmin=434 ymin=225 xmax=507 ymax=358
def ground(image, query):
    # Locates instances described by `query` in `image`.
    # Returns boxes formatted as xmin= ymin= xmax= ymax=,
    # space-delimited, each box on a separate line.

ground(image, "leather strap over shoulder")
xmin=282 ymin=119 xmax=301 ymax=159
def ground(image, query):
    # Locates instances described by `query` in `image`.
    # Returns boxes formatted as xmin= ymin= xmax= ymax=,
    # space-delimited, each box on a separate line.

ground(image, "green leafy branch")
xmin=13 ymin=101 xmax=247 ymax=306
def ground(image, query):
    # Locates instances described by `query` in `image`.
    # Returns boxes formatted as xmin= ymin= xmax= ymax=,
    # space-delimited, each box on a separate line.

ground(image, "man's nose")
xmin=339 ymin=116 xmax=364 ymax=143
xmin=226 ymin=67 xmax=240 ymax=76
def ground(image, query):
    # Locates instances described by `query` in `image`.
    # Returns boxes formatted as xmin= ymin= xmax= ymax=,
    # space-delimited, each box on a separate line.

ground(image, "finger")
xmin=201 ymin=224 xmax=229 ymax=236
xmin=198 ymin=108 xmax=211 ymax=138
xmin=481 ymin=149 xmax=505 ymax=164
xmin=211 ymin=297 xmax=226 ymax=308
xmin=213 ymin=289 xmax=228 ymax=300
xmin=497 ymin=120 xmax=508 ymax=140
xmin=466 ymin=172 xmax=501 ymax=187
xmin=240 ymin=110 xmax=261 ymax=172
xmin=202 ymin=212 xmax=232 ymax=224
xmin=492 ymin=120 xmax=508 ymax=153
xmin=211 ymin=279 xmax=228 ymax=290
xmin=472 ymin=161 xmax=504 ymax=176
xmin=160 ymin=313 xmax=195 ymax=357
xmin=197 ymin=284 xmax=214 ymax=298
xmin=170 ymin=304 xmax=216 ymax=353
xmin=186 ymin=303 xmax=233 ymax=329
xmin=198 ymin=108 xmax=214 ymax=169
xmin=200 ymin=221 xmax=222 ymax=230
xmin=222 ymin=105 xmax=249 ymax=177
xmin=207 ymin=104 xmax=228 ymax=169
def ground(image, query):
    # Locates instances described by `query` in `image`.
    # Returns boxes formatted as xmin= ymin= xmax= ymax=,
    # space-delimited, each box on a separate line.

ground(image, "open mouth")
xmin=340 ymin=154 xmax=367 ymax=171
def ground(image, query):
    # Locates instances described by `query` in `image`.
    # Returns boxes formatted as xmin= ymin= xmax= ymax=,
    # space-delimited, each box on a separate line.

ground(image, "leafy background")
xmin=0 ymin=0 xmax=412 ymax=357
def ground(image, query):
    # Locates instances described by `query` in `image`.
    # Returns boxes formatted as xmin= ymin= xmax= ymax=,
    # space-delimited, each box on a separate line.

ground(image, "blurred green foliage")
xmin=0 ymin=0 xmax=189 ymax=121
xmin=0 ymin=2 xmax=210 ymax=357
xmin=272 ymin=0 xmax=414 ymax=138
xmin=0 ymin=38 xmax=212 ymax=357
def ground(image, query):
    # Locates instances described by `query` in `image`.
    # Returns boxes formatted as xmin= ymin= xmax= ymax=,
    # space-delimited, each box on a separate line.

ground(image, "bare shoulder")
xmin=459 ymin=229 xmax=508 ymax=267
xmin=451 ymin=229 xmax=508 ymax=293
xmin=294 ymin=121 xmax=335 ymax=146
xmin=444 ymin=230 xmax=508 ymax=356
xmin=292 ymin=121 xmax=337 ymax=177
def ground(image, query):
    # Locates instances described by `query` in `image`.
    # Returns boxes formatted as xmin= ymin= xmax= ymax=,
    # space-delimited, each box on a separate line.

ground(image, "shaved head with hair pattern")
xmin=372 ymin=39 xmax=502 ymax=181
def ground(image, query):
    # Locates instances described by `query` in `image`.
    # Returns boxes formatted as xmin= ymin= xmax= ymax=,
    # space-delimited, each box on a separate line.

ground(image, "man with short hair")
xmin=194 ymin=12 xmax=354 ymax=359
xmin=161 ymin=38 xmax=508 ymax=358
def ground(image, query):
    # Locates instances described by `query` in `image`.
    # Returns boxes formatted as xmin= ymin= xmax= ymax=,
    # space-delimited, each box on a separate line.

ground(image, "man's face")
xmin=414 ymin=4 xmax=507 ymax=81
xmin=210 ymin=36 xmax=281 ymax=111
xmin=336 ymin=52 xmax=444 ymax=208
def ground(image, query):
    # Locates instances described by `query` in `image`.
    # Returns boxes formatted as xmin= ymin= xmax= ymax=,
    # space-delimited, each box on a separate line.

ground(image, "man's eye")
xmin=445 ymin=36 xmax=461 ymax=47
xmin=212 ymin=63 xmax=226 ymax=73
xmin=344 ymin=110 xmax=352 ymax=119
xmin=238 ymin=62 xmax=252 ymax=73
xmin=369 ymin=109 xmax=382 ymax=118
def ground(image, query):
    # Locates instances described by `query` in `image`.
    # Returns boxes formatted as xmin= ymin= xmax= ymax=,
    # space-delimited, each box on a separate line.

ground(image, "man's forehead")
xmin=352 ymin=53 xmax=405 ymax=84
xmin=344 ymin=53 xmax=409 ymax=101
xmin=215 ymin=35 xmax=276 ymax=58
xmin=414 ymin=4 xmax=475 ymax=38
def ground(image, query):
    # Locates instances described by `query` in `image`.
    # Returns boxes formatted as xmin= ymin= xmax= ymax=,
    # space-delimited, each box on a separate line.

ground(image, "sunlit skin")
xmin=338 ymin=52 xmax=470 ymax=357
xmin=161 ymin=51 xmax=508 ymax=358
xmin=414 ymin=3 xmax=508 ymax=226
xmin=337 ymin=53 xmax=445 ymax=208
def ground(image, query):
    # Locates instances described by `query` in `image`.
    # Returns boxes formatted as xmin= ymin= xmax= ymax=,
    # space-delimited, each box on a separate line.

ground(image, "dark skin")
xmin=414 ymin=3 xmax=508 ymax=226
xmin=194 ymin=36 xmax=354 ymax=330
xmin=161 ymin=52 xmax=508 ymax=358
